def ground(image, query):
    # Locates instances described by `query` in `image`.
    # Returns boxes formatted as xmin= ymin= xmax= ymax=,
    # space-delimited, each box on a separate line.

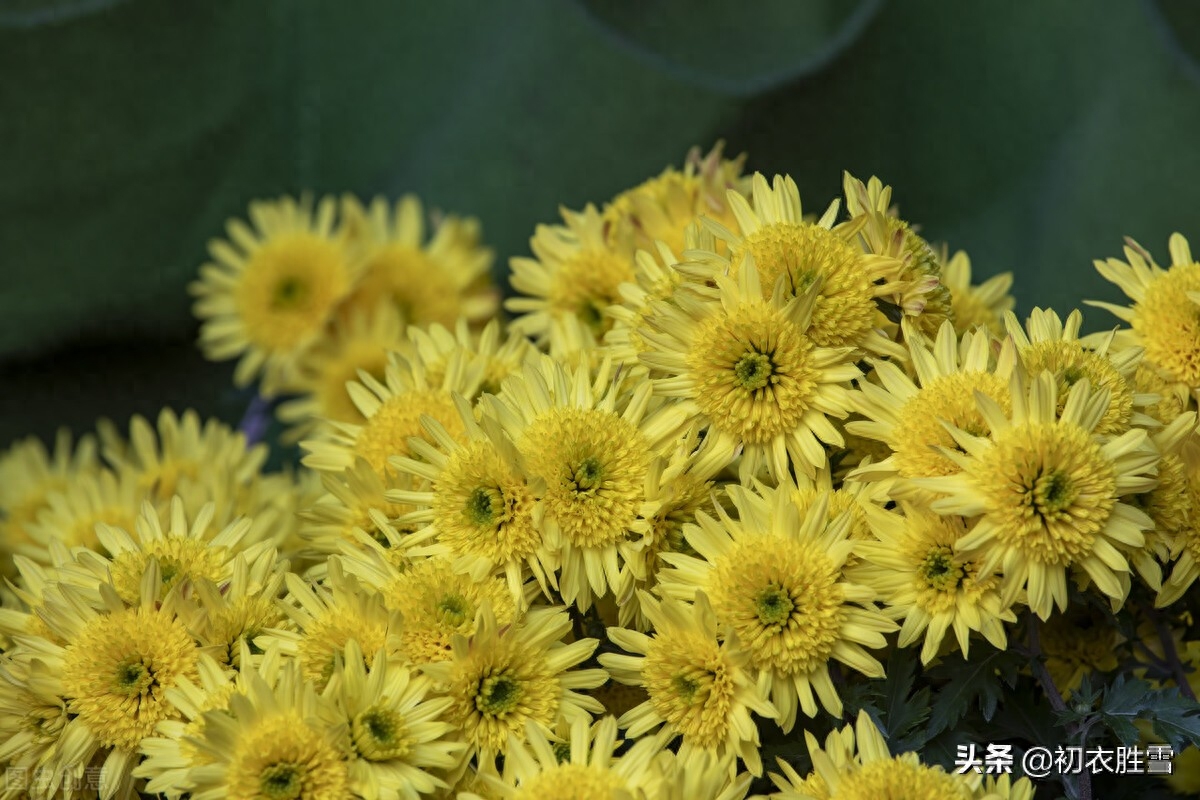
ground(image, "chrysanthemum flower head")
xmin=275 ymin=300 xmax=406 ymax=444
xmin=321 ymin=640 xmax=465 ymax=800
xmin=339 ymin=194 xmax=498 ymax=329
xmin=301 ymin=347 xmax=481 ymax=480
xmin=772 ymin=710 xmax=1007 ymax=799
xmin=851 ymin=503 xmax=1014 ymax=664
xmin=1040 ymin=600 xmax=1120 ymax=695
xmin=846 ymin=319 xmax=1012 ymax=497
xmin=639 ymin=254 xmax=861 ymax=482
xmin=463 ymin=716 xmax=668 ymax=800
xmin=1003 ymin=307 xmax=1149 ymax=435
xmin=257 ymin=559 xmax=398 ymax=690
xmin=1155 ymin=433 xmax=1200 ymax=607
xmin=599 ymin=591 xmax=776 ymax=776
xmin=0 ymin=429 xmax=98 ymax=574
xmin=1088 ymin=233 xmax=1200 ymax=387
xmin=658 ymin=483 xmax=896 ymax=731
xmin=406 ymin=317 xmax=533 ymax=398
xmin=911 ymin=368 xmax=1159 ymax=619
xmin=686 ymin=173 xmax=906 ymax=357
xmin=191 ymin=194 xmax=361 ymax=394
xmin=484 ymin=354 xmax=663 ymax=610
xmin=388 ymin=393 xmax=553 ymax=603
xmin=23 ymin=466 xmax=142 ymax=557
xmin=842 ymin=172 xmax=955 ymax=341
xmin=183 ymin=657 xmax=350 ymax=800
xmin=507 ymin=204 xmax=636 ymax=346
xmin=186 ymin=545 xmax=289 ymax=668
xmin=940 ymin=249 xmax=1015 ymax=337
xmin=298 ymin=457 xmax=420 ymax=564
xmin=2 ymin=560 xmax=202 ymax=800
xmin=420 ymin=603 xmax=606 ymax=766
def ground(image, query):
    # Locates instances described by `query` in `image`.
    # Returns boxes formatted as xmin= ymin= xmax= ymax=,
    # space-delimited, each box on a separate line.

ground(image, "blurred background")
xmin=3 ymin=0 xmax=1200 ymax=450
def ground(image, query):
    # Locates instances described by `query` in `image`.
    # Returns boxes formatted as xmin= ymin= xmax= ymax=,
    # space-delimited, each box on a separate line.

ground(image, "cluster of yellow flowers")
xmin=4 ymin=142 xmax=1200 ymax=799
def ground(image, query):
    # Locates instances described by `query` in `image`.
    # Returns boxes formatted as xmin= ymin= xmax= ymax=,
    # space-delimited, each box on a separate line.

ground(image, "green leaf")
xmin=1094 ymin=675 xmax=1200 ymax=752
xmin=925 ymin=648 xmax=1023 ymax=738
xmin=878 ymin=648 xmax=933 ymax=753
xmin=572 ymin=0 xmax=882 ymax=96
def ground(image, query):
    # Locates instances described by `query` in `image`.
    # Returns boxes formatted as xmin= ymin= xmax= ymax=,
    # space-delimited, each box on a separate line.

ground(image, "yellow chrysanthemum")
xmin=1156 ymin=437 xmax=1200 ymax=607
xmin=462 ymin=716 xmax=667 ymax=800
xmin=507 ymin=204 xmax=636 ymax=345
xmin=301 ymin=350 xmax=479 ymax=480
xmin=406 ymin=318 xmax=533 ymax=398
xmin=1088 ymin=233 xmax=1200 ymax=387
xmin=940 ymin=249 xmax=1015 ymax=337
xmin=186 ymin=546 xmax=288 ymax=668
xmin=687 ymin=173 xmax=905 ymax=355
xmin=3 ymin=563 xmax=201 ymax=800
xmin=599 ymin=592 xmax=777 ymax=776
xmin=78 ymin=498 xmax=255 ymax=606
xmin=184 ymin=659 xmax=350 ymax=800
xmin=0 ymin=429 xmax=98 ymax=574
xmin=602 ymin=142 xmax=749 ymax=259
xmin=383 ymin=556 xmax=520 ymax=665
xmin=846 ymin=320 xmax=1012 ymax=495
xmin=98 ymin=408 xmax=270 ymax=525
xmin=658 ymin=484 xmax=896 ymax=731
xmin=483 ymin=355 xmax=663 ymax=611
xmin=390 ymin=402 xmax=552 ymax=602
xmin=24 ymin=467 xmax=141 ymax=556
xmin=135 ymin=651 xmax=248 ymax=798
xmin=298 ymin=458 xmax=419 ymax=562
xmin=852 ymin=504 xmax=1014 ymax=664
xmin=420 ymin=604 xmax=606 ymax=766
xmin=339 ymin=194 xmax=498 ymax=328
xmin=771 ymin=711 xmax=1013 ymax=800
xmin=322 ymin=640 xmax=465 ymax=800
xmin=275 ymin=301 xmax=406 ymax=444
xmin=1004 ymin=307 xmax=1148 ymax=435
xmin=639 ymin=256 xmax=861 ymax=481
xmin=191 ymin=195 xmax=360 ymax=393
xmin=257 ymin=560 xmax=397 ymax=690
xmin=843 ymin=173 xmax=954 ymax=340
xmin=911 ymin=369 xmax=1159 ymax=620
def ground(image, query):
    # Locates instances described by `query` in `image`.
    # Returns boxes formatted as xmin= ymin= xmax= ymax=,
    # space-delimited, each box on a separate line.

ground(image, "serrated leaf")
xmin=879 ymin=649 xmax=932 ymax=752
xmin=926 ymin=648 xmax=1023 ymax=738
xmin=1147 ymin=688 xmax=1200 ymax=752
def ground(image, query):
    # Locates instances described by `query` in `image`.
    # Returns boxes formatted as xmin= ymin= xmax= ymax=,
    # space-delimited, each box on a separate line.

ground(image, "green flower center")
xmin=260 ymin=763 xmax=304 ymax=799
xmin=113 ymin=657 xmax=154 ymax=695
xmin=1032 ymin=469 xmax=1074 ymax=516
xmin=435 ymin=593 xmax=472 ymax=627
xmin=571 ymin=456 xmax=604 ymax=492
xmin=553 ymin=742 xmax=573 ymax=764
xmin=672 ymin=673 xmax=701 ymax=702
xmin=734 ymin=351 xmax=774 ymax=391
xmin=920 ymin=546 xmax=964 ymax=592
xmin=465 ymin=486 xmax=498 ymax=527
xmin=272 ymin=277 xmax=309 ymax=310
xmin=477 ymin=672 xmax=523 ymax=716
xmin=352 ymin=706 xmax=410 ymax=761
xmin=754 ymin=583 xmax=794 ymax=626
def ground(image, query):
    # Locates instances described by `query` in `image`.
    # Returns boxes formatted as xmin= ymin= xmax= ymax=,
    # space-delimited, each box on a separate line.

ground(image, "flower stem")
xmin=1028 ymin=617 xmax=1091 ymax=800
xmin=1151 ymin=607 xmax=1197 ymax=701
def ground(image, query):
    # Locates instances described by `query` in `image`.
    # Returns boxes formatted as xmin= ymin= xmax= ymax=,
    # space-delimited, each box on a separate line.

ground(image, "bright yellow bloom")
xmin=602 ymin=141 xmax=750 ymax=258
xmin=23 ymin=466 xmax=141 ymax=556
xmin=419 ymin=604 xmax=606 ymax=766
xmin=689 ymin=173 xmax=905 ymax=355
xmin=275 ymin=301 xmax=406 ymax=444
xmin=339 ymin=194 xmax=498 ymax=328
xmin=1089 ymin=233 xmax=1200 ymax=387
xmin=852 ymin=504 xmax=1015 ymax=664
xmin=657 ymin=484 xmax=896 ymax=731
xmin=322 ymin=641 xmax=466 ymax=800
xmin=507 ymin=204 xmax=635 ymax=345
xmin=599 ymin=592 xmax=777 ymax=776
xmin=639 ymin=255 xmax=860 ymax=482
xmin=184 ymin=658 xmax=350 ymax=800
xmin=191 ymin=195 xmax=360 ymax=393
xmin=483 ymin=355 xmax=662 ymax=611
xmin=911 ymin=369 xmax=1159 ymax=620
xmin=847 ymin=320 xmax=1012 ymax=497
xmin=939 ymin=249 xmax=1015 ymax=337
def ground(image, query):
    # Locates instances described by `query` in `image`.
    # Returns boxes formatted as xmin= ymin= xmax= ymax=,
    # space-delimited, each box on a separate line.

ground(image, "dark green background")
xmin=3 ymin=0 xmax=1199 ymax=451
